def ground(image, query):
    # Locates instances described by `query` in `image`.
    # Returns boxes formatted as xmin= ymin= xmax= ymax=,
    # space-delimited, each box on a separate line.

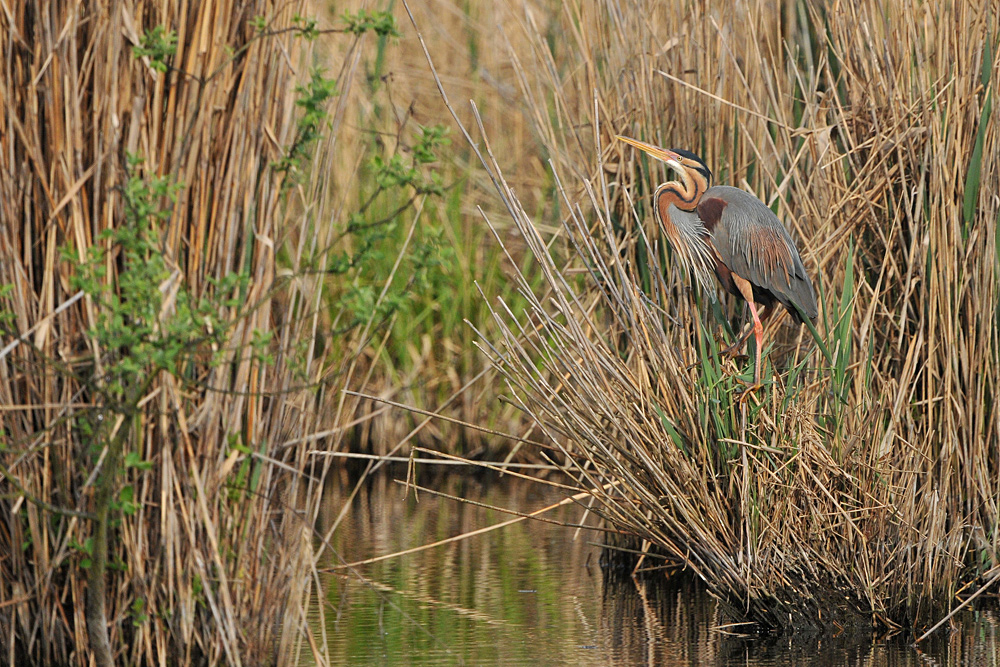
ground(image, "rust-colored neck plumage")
xmin=654 ymin=167 xmax=709 ymax=213
xmin=652 ymin=166 xmax=717 ymax=299
xmin=653 ymin=165 xmax=710 ymax=251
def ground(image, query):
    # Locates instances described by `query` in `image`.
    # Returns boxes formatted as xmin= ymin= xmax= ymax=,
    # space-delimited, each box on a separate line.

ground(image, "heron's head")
xmin=616 ymin=136 xmax=713 ymax=187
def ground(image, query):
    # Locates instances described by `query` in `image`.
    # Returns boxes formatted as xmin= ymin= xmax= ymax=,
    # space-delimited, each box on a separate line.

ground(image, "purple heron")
xmin=617 ymin=135 xmax=817 ymax=394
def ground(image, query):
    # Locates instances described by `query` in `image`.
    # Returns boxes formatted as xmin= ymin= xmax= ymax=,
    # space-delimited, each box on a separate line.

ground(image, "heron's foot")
xmin=718 ymin=338 xmax=742 ymax=358
xmin=735 ymin=379 xmax=762 ymax=406
xmin=724 ymin=350 xmax=750 ymax=364
xmin=714 ymin=334 xmax=739 ymax=358
xmin=694 ymin=357 xmax=739 ymax=376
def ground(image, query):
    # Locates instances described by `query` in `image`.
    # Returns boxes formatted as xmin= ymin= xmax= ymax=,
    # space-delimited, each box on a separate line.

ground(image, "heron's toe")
xmin=724 ymin=351 xmax=750 ymax=363
xmin=735 ymin=381 xmax=762 ymax=406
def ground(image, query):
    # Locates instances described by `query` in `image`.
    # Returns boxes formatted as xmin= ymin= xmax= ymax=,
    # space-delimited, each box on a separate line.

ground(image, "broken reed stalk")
xmin=445 ymin=0 xmax=998 ymax=630
xmin=0 ymin=3 xmax=374 ymax=664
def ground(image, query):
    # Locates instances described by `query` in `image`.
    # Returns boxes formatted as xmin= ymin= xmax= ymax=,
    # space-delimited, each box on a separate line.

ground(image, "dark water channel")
xmin=316 ymin=467 xmax=998 ymax=665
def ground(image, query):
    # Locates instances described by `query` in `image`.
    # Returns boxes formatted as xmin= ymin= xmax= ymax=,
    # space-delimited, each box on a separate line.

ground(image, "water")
xmin=316 ymin=468 xmax=999 ymax=665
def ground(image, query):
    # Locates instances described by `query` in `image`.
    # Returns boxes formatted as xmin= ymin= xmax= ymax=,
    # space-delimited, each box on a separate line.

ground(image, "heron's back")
xmin=700 ymin=186 xmax=818 ymax=321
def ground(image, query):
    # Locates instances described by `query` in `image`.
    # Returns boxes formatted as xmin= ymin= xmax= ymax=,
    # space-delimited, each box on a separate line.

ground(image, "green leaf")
xmin=133 ymin=26 xmax=178 ymax=72
xmin=125 ymin=451 xmax=153 ymax=470
xmin=964 ymin=37 xmax=994 ymax=226
xmin=342 ymin=9 xmax=400 ymax=37
xmin=963 ymin=90 xmax=991 ymax=226
xmin=118 ymin=485 xmax=139 ymax=515
xmin=655 ymin=405 xmax=689 ymax=456
xmin=834 ymin=241 xmax=855 ymax=396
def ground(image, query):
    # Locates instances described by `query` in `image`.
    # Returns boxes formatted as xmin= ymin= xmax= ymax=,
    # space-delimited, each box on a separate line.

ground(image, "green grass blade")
xmin=964 ymin=37 xmax=994 ymax=226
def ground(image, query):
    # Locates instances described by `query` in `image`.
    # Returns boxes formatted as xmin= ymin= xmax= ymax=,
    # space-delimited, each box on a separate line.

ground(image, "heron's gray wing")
xmin=698 ymin=186 xmax=817 ymax=320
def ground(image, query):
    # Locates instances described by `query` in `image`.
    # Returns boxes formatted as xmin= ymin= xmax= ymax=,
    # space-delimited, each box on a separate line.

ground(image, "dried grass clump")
xmin=0 ymin=2 xmax=367 ymax=664
xmin=460 ymin=0 xmax=999 ymax=629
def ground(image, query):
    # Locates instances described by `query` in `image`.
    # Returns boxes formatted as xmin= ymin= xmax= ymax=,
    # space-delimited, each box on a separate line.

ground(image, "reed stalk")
xmin=0 ymin=2 xmax=385 ymax=664
xmin=429 ymin=0 xmax=1000 ymax=629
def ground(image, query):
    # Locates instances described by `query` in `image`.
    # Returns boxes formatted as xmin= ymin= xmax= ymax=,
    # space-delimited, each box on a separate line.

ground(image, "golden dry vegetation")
xmin=457 ymin=0 xmax=1000 ymax=631
xmin=1 ymin=0 xmax=998 ymax=664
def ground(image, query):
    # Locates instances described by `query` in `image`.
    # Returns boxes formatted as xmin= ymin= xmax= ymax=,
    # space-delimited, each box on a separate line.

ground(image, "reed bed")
xmin=443 ymin=0 xmax=1000 ymax=629
xmin=306 ymin=0 xmax=564 ymax=454
xmin=0 ymin=2 xmax=378 ymax=664
xmin=1 ymin=0 xmax=998 ymax=661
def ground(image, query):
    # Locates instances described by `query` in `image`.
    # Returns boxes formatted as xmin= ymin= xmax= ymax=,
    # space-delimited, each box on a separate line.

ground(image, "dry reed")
xmin=2 ymin=0 xmax=998 ymax=660
xmin=0 ymin=2 xmax=379 ymax=664
xmin=432 ymin=0 xmax=1000 ymax=630
xmin=305 ymin=0 xmax=565 ymax=454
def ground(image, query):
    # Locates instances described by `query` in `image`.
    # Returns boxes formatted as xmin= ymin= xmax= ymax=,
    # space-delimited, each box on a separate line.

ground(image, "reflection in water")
xmin=315 ymin=468 xmax=998 ymax=665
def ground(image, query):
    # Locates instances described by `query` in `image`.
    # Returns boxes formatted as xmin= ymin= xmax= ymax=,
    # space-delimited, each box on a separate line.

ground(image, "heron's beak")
xmin=616 ymin=135 xmax=684 ymax=174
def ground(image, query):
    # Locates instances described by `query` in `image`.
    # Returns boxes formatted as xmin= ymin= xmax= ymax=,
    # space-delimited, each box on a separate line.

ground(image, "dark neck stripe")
xmin=658 ymin=182 xmax=698 ymax=212
xmin=665 ymin=184 xmax=695 ymax=203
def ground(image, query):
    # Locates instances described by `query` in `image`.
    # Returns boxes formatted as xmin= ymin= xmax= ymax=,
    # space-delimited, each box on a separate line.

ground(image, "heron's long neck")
xmin=654 ymin=168 xmax=708 ymax=212
xmin=654 ymin=177 xmax=716 ymax=299
xmin=655 ymin=196 xmax=708 ymax=253
xmin=654 ymin=169 xmax=709 ymax=249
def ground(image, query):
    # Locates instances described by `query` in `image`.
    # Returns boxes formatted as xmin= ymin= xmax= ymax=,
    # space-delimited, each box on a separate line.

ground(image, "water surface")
xmin=316 ymin=468 xmax=999 ymax=665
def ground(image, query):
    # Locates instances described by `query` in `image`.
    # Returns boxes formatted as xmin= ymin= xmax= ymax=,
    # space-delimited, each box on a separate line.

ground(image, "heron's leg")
xmin=720 ymin=304 xmax=775 ymax=359
xmin=730 ymin=275 xmax=764 ymax=401
xmin=690 ymin=320 xmax=755 ymax=372
xmin=746 ymin=300 xmax=764 ymax=386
